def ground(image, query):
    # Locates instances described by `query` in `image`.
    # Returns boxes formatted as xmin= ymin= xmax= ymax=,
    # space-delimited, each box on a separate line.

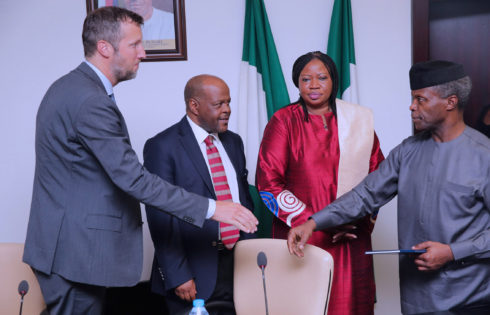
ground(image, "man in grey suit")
xmin=288 ymin=60 xmax=490 ymax=314
xmin=23 ymin=7 xmax=257 ymax=315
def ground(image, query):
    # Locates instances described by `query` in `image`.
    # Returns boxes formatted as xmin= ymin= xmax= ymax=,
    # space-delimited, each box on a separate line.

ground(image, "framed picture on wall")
xmin=86 ymin=0 xmax=187 ymax=61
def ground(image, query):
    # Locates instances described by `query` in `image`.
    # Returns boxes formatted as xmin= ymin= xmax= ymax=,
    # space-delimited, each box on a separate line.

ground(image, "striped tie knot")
xmin=204 ymin=135 xmax=214 ymax=146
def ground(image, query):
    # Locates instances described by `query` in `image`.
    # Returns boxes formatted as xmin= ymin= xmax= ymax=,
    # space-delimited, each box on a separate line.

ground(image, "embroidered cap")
xmin=409 ymin=60 xmax=466 ymax=90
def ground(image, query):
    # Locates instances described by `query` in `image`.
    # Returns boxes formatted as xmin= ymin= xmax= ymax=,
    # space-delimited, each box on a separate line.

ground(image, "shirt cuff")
xmin=450 ymin=238 xmax=479 ymax=261
xmin=206 ymin=199 xmax=216 ymax=219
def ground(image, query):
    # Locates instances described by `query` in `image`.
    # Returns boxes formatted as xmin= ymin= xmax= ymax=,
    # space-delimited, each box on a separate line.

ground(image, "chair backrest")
xmin=0 ymin=243 xmax=46 ymax=315
xmin=233 ymin=238 xmax=333 ymax=315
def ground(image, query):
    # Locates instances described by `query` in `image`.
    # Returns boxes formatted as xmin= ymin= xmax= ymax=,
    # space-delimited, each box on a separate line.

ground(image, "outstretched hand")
xmin=412 ymin=241 xmax=454 ymax=271
xmin=211 ymin=201 xmax=258 ymax=233
xmin=287 ymin=219 xmax=317 ymax=257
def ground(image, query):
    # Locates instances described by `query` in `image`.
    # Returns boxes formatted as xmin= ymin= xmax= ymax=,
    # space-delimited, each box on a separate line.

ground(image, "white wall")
xmin=0 ymin=1 xmax=411 ymax=314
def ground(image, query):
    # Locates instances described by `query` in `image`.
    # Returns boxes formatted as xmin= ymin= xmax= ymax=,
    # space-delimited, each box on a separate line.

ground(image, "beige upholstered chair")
xmin=234 ymin=238 xmax=333 ymax=315
xmin=0 ymin=243 xmax=46 ymax=315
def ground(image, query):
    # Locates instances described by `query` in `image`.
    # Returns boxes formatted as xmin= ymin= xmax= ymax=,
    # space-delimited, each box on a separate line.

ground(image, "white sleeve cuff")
xmin=206 ymin=199 xmax=216 ymax=219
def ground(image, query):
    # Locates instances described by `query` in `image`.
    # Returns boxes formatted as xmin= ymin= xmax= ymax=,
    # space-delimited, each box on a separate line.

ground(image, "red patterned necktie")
xmin=204 ymin=135 xmax=240 ymax=250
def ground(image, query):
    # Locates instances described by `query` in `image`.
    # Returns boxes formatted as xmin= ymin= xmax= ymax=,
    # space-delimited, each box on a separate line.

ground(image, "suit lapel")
xmin=77 ymin=62 xmax=106 ymax=90
xmin=77 ymin=62 xmax=131 ymax=142
xmin=178 ymin=118 xmax=216 ymax=197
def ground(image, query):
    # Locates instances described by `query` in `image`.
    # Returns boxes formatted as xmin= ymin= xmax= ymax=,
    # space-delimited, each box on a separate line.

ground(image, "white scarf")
xmin=335 ymin=99 xmax=374 ymax=198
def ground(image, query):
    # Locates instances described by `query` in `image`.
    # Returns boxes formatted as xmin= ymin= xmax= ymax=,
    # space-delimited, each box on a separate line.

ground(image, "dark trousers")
xmin=34 ymin=269 xmax=106 ymax=315
xmin=166 ymin=249 xmax=235 ymax=315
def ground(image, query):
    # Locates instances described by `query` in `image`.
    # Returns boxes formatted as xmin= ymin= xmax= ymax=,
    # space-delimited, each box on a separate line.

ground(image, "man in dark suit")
xmin=144 ymin=75 xmax=255 ymax=314
xmin=23 ymin=7 xmax=257 ymax=315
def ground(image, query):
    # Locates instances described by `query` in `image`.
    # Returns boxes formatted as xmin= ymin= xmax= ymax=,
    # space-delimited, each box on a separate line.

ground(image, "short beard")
xmin=112 ymin=48 xmax=138 ymax=84
xmin=114 ymin=68 xmax=137 ymax=83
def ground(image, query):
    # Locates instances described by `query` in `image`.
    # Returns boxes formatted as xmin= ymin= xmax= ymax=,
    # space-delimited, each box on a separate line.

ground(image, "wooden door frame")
xmin=412 ymin=0 xmax=430 ymax=63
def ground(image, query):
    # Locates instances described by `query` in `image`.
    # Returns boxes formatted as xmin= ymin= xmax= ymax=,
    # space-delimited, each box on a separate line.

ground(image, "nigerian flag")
xmin=327 ymin=0 xmax=359 ymax=103
xmin=237 ymin=0 xmax=290 ymax=238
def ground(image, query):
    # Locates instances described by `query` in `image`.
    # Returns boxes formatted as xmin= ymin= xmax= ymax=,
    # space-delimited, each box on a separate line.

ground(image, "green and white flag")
xmin=237 ymin=0 xmax=290 ymax=237
xmin=327 ymin=0 xmax=359 ymax=103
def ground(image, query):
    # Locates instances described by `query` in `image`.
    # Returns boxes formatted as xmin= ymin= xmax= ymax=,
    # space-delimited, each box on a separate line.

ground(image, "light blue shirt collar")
xmin=84 ymin=60 xmax=114 ymax=96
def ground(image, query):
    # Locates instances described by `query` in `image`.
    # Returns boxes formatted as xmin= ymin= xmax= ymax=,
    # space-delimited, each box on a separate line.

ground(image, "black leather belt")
xmin=211 ymin=240 xmax=225 ymax=251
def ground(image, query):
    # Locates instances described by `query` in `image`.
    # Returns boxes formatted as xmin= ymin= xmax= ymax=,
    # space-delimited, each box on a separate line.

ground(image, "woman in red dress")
xmin=256 ymin=51 xmax=384 ymax=315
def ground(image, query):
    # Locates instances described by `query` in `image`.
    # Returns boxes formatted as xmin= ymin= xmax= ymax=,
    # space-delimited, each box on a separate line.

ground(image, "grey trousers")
xmin=34 ymin=269 xmax=106 ymax=315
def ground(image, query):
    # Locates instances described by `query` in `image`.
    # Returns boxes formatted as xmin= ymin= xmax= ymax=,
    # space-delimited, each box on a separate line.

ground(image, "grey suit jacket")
xmin=24 ymin=62 xmax=208 ymax=287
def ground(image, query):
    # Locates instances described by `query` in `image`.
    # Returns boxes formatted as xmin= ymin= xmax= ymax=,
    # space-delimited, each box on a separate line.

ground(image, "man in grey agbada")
xmin=23 ymin=6 xmax=257 ymax=315
xmin=287 ymin=60 xmax=490 ymax=314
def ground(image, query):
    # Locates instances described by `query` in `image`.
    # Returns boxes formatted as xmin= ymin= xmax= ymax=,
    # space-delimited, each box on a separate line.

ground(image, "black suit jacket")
xmin=23 ymin=63 xmax=209 ymax=287
xmin=144 ymin=117 xmax=254 ymax=300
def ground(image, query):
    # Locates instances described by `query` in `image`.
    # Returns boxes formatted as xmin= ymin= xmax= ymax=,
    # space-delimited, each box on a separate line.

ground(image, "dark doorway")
xmin=412 ymin=0 xmax=490 ymax=128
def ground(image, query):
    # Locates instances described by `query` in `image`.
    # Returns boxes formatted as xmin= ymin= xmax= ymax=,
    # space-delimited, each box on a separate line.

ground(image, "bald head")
xmin=184 ymin=75 xmax=227 ymax=106
xmin=185 ymin=75 xmax=231 ymax=134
